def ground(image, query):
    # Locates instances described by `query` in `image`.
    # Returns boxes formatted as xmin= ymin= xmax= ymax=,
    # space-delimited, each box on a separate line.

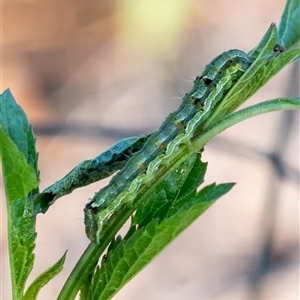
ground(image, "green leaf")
xmin=86 ymin=154 xmax=233 ymax=300
xmin=132 ymin=153 xmax=201 ymax=227
xmin=32 ymin=134 xmax=150 ymax=215
xmin=199 ymin=24 xmax=278 ymax=131
xmin=278 ymin=0 xmax=300 ymax=49
xmin=248 ymin=23 xmax=278 ymax=61
xmin=0 ymin=89 xmax=39 ymax=173
xmin=0 ymin=89 xmax=39 ymax=299
xmin=225 ymin=47 xmax=300 ymax=110
xmin=79 ymin=271 xmax=94 ymax=300
xmin=23 ymin=251 xmax=67 ymax=300
xmin=203 ymin=26 xmax=300 ymax=130
xmin=0 ymin=127 xmax=37 ymax=201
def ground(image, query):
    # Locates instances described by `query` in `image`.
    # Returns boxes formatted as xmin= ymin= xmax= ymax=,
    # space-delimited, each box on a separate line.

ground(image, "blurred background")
xmin=1 ymin=0 xmax=299 ymax=299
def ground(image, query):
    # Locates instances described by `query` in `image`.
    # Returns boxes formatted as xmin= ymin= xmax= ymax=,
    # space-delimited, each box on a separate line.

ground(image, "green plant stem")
xmin=59 ymin=97 xmax=299 ymax=299
xmin=57 ymin=243 xmax=98 ymax=300
xmin=57 ymin=202 xmax=137 ymax=299
xmin=6 ymin=206 xmax=19 ymax=300
xmin=192 ymin=97 xmax=300 ymax=150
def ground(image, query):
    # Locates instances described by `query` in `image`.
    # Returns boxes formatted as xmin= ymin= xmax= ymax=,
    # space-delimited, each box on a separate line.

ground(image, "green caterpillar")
xmin=85 ymin=49 xmax=252 ymax=243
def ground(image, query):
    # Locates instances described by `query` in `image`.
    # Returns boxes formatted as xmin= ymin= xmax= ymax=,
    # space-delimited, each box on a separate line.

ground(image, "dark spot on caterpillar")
xmin=191 ymin=96 xmax=203 ymax=108
xmin=228 ymin=57 xmax=235 ymax=63
xmin=86 ymin=202 xmax=99 ymax=214
xmin=174 ymin=120 xmax=184 ymax=130
xmin=139 ymin=163 xmax=146 ymax=170
xmin=157 ymin=142 xmax=165 ymax=150
xmin=273 ymin=44 xmax=286 ymax=53
xmin=202 ymin=77 xmax=213 ymax=86
xmin=216 ymin=67 xmax=222 ymax=74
